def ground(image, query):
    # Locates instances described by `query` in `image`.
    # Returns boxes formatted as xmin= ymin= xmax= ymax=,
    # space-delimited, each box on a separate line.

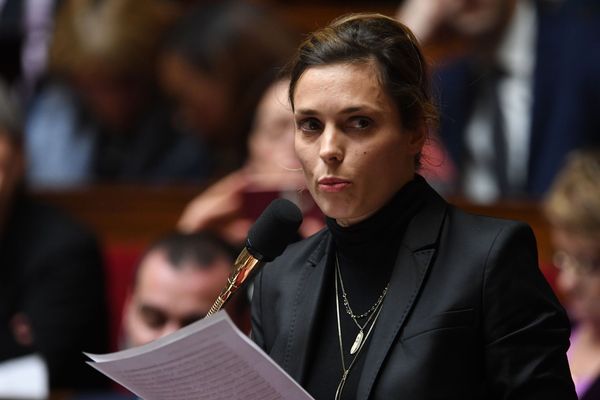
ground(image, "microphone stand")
xmin=205 ymin=247 xmax=261 ymax=317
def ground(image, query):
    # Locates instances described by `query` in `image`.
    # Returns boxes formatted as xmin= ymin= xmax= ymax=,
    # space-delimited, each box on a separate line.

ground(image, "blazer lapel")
xmin=282 ymin=233 xmax=332 ymax=383
xmin=357 ymin=186 xmax=448 ymax=400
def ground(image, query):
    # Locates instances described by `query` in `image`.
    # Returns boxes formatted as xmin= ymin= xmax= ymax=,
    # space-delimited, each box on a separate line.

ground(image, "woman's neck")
xmin=327 ymin=176 xmax=426 ymax=267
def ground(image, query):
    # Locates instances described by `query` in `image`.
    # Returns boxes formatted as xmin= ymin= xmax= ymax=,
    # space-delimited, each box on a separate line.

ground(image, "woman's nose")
xmin=319 ymin=126 xmax=343 ymax=164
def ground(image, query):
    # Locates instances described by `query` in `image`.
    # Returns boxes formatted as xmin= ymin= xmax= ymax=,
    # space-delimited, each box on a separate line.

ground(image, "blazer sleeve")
xmin=481 ymin=222 xmax=576 ymax=399
xmin=24 ymin=227 xmax=109 ymax=390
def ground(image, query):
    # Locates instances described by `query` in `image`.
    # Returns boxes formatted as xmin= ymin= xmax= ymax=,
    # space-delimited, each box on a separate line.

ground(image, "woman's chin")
xmin=318 ymin=206 xmax=360 ymax=226
xmin=316 ymin=203 xmax=349 ymax=221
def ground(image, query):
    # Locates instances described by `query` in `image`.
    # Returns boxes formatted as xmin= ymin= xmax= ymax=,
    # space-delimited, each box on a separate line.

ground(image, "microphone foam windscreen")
xmin=247 ymin=198 xmax=303 ymax=261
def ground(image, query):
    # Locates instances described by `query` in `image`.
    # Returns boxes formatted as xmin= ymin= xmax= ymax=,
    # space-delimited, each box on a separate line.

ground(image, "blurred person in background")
xmin=122 ymin=231 xmax=250 ymax=349
xmin=397 ymin=0 xmax=600 ymax=202
xmin=25 ymin=0 xmax=208 ymax=188
xmin=545 ymin=149 xmax=600 ymax=400
xmin=0 ymin=80 xmax=109 ymax=393
xmin=177 ymin=78 xmax=323 ymax=246
xmin=158 ymin=0 xmax=298 ymax=179
xmin=0 ymin=0 xmax=59 ymax=103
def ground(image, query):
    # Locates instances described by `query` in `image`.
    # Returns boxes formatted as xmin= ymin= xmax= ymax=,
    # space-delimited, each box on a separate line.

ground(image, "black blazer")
xmin=252 ymin=182 xmax=576 ymax=399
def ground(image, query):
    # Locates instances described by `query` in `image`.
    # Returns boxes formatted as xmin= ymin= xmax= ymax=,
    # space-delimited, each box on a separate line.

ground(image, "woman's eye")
xmin=296 ymin=118 xmax=322 ymax=133
xmin=348 ymin=117 xmax=372 ymax=130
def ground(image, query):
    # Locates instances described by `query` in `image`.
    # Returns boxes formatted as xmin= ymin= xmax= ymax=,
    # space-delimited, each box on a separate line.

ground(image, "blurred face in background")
xmin=159 ymin=52 xmax=232 ymax=142
xmin=0 ymin=134 xmax=23 ymax=219
xmin=553 ymin=228 xmax=600 ymax=327
xmin=123 ymin=248 xmax=232 ymax=347
xmin=72 ymin=63 xmax=150 ymax=132
xmin=247 ymin=79 xmax=302 ymax=186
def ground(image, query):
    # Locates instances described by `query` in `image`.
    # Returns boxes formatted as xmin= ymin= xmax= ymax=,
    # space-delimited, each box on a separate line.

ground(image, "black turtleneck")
xmin=304 ymin=176 xmax=425 ymax=399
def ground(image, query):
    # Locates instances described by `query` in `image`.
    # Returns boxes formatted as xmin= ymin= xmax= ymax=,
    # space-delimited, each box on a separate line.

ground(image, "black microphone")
xmin=206 ymin=198 xmax=303 ymax=317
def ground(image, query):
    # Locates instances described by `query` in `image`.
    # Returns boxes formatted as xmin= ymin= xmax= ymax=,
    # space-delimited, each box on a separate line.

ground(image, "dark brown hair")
xmin=139 ymin=231 xmax=237 ymax=274
xmin=288 ymin=13 xmax=437 ymax=133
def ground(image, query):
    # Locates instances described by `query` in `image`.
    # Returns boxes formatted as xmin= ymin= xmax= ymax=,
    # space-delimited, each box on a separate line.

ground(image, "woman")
xmin=250 ymin=14 xmax=576 ymax=399
xmin=545 ymin=150 xmax=600 ymax=400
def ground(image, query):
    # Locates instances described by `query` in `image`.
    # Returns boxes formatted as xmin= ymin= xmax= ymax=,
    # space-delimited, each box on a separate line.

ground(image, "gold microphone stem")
xmin=205 ymin=247 xmax=261 ymax=318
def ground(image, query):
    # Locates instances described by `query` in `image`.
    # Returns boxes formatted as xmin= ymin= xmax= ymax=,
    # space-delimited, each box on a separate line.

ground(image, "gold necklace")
xmin=335 ymin=253 xmax=389 ymax=354
xmin=334 ymin=256 xmax=387 ymax=400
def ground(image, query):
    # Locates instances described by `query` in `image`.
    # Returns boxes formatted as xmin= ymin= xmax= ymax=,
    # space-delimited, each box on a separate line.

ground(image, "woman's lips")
xmin=317 ymin=177 xmax=351 ymax=192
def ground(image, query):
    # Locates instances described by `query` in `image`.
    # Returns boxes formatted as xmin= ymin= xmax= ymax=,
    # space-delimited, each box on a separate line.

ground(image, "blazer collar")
xmin=282 ymin=231 xmax=332 ymax=382
xmin=356 ymin=183 xmax=448 ymax=400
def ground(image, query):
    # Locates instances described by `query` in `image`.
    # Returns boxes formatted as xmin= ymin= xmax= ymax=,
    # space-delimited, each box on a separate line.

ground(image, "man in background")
xmin=122 ymin=231 xmax=250 ymax=348
xmin=398 ymin=0 xmax=600 ymax=202
xmin=0 ymin=80 xmax=109 ymax=393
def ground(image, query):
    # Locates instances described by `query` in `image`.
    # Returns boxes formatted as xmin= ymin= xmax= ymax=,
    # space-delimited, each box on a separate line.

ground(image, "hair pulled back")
xmin=288 ymin=13 xmax=437 ymax=133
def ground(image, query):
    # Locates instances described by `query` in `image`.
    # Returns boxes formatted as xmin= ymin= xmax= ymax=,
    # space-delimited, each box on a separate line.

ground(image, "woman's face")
xmin=553 ymin=228 xmax=600 ymax=325
xmin=293 ymin=61 xmax=424 ymax=226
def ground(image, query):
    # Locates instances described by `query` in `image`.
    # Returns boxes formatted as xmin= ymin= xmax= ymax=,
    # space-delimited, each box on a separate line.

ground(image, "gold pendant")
xmin=350 ymin=330 xmax=364 ymax=354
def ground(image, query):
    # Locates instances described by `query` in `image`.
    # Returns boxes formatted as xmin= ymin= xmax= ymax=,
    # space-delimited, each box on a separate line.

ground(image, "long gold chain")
xmin=335 ymin=254 xmax=389 ymax=354
xmin=334 ymin=255 xmax=387 ymax=400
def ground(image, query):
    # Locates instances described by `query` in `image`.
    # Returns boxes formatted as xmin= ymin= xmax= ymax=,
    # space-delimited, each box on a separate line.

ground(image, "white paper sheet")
xmin=85 ymin=311 xmax=313 ymax=400
xmin=0 ymin=354 xmax=48 ymax=399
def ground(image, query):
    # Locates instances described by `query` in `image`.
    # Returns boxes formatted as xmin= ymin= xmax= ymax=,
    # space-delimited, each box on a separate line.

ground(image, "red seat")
xmin=103 ymin=244 xmax=144 ymax=351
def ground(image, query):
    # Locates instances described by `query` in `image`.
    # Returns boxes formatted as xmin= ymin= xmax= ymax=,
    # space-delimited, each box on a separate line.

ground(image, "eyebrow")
xmin=295 ymin=105 xmax=379 ymax=116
